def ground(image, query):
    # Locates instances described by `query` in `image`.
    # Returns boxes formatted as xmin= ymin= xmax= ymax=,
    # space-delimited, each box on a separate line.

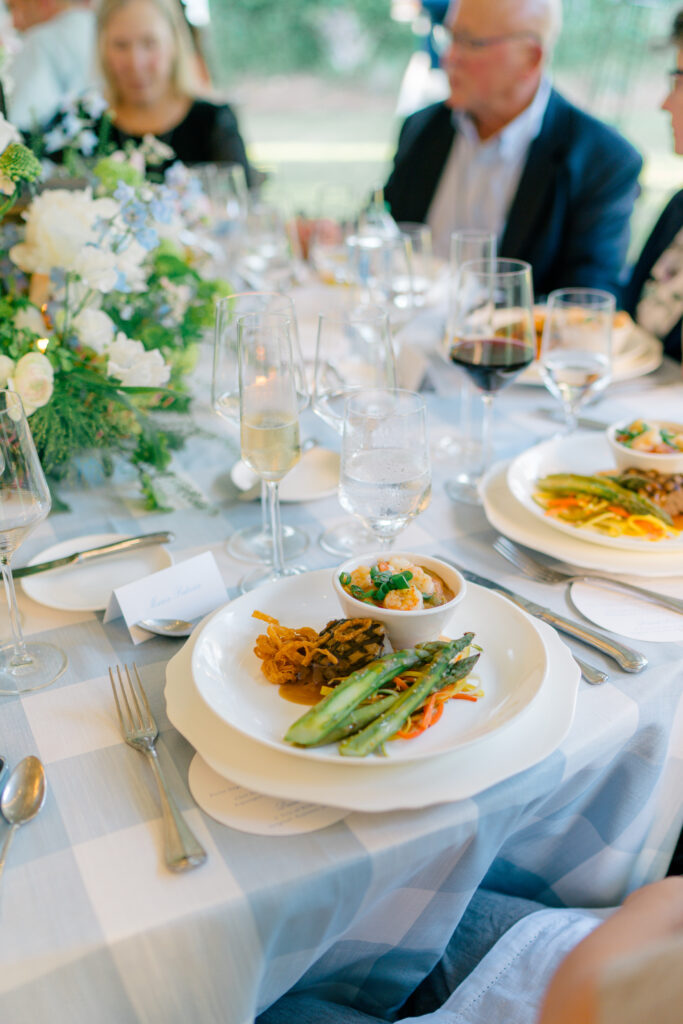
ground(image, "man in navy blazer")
xmin=384 ymin=0 xmax=643 ymax=298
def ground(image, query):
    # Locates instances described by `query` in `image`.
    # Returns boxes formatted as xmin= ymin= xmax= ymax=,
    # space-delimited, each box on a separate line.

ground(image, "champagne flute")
xmin=237 ymin=312 xmax=303 ymax=592
xmin=433 ymin=229 xmax=496 ymax=462
xmin=312 ymin=305 xmax=397 ymax=555
xmin=540 ymin=288 xmax=614 ymax=432
xmin=212 ymin=291 xmax=309 ymax=564
xmin=0 ymin=390 xmax=66 ymax=694
xmin=339 ymin=389 xmax=431 ymax=548
xmin=446 ymin=258 xmax=535 ymax=504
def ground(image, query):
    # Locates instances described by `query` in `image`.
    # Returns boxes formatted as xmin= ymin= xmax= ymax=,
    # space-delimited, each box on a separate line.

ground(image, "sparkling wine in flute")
xmin=241 ymin=414 xmax=301 ymax=481
xmin=450 ymin=337 xmax=535 ymax=394
xmin=541 ymin=349 xmax=610 ymax=408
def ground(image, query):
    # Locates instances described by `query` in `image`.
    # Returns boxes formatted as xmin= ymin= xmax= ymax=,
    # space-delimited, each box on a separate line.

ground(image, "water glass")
xmin=0 ymin=390 xmax=66 ymax=694
xmin=339 ymin=389 xmax=431 ymax=548
xmin=540 ymin=288 xmax=614 ymax=432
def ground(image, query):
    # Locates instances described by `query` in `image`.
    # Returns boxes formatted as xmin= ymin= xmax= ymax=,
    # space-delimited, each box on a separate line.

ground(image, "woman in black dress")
xmin=95 ymin=0 xmax=254 ymax=181
xmin=623 ymin=10 xmax=683 ymax=362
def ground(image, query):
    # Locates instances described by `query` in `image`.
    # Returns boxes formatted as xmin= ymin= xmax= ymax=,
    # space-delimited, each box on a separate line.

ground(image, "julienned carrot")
xmin=547 ymin=496 xmax=583 ymax=509
xmin=607 ymin=505 xmax=629 ymax=518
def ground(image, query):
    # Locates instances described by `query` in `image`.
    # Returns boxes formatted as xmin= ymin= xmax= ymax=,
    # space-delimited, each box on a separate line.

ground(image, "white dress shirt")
xmin=8 ymin=7 xmax=96 ymax=131
xmin=428 ymin=77 xmax=552 ymax=259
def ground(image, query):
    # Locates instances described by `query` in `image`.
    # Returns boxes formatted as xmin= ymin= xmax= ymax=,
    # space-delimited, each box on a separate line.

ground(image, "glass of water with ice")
xmin=339 ymin=389 xmax=431 ymax=548
xmin=540 ymin=288 xmax=615 ymax=432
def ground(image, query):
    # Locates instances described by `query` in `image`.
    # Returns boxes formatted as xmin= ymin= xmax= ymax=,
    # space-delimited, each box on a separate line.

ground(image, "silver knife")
xmin=14 ymin=532 xmax=174 ymax=578
xmin=436 ymin=556 xmax=648 ymax=673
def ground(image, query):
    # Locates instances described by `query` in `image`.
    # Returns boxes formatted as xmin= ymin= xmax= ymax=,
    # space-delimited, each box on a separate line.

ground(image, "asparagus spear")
xmin=340 ymin=636 xmax=478 ymax=758
xmin=284 ymin=647 xmax=432 ymax=747
xmin=537 ymin=473 xmax=672 ymax=525
xmin=310 ymin=693 xmax=399 ymax=746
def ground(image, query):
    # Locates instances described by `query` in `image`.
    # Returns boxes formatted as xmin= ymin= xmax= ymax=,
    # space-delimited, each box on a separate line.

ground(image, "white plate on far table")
xmin=507 ymin=434 xmax=683 ymax=552
xmin=482 ymin=461 xmax=683 ymax=577
xmin=20 ymin=533 xmax=173 ymax=612
xmin=232 ymin=446 xmax=340 ymax=502
xmin=190 ymin=570 xmax=548 ymax=766
xmin=166 ymin=608 xmax=579 ymax=812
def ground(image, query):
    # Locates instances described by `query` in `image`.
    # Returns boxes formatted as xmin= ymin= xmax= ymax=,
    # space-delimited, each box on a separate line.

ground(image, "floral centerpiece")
xmin=0 ymin=113 xmax=229 ymax=510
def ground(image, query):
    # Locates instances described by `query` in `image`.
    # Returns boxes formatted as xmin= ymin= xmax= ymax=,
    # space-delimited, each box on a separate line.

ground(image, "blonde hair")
xmin=97 ymin=0 xmax=199 ymax=101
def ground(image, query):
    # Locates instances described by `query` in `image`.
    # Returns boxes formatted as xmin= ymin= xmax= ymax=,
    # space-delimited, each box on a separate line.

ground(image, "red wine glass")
xmin=446 ymin=258 xmax=535 ymax=503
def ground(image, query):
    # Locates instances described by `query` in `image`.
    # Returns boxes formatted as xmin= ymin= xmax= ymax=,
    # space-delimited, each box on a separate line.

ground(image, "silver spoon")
xmin=137 ymin=617 xmax=198 ymax=638
xmin=0 ymin=756 xmax=47 ymax=886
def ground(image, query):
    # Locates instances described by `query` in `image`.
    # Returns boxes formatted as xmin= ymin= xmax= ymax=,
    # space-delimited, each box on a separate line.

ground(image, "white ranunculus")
xmin=72 ymin=307 xmax=116 ymax=353
xmin=0 ymin=354 xmax=15 ymax=387
xmin=11 ymin=352 xmax=53 ymax=415
xmin=106 ymin=333 xmax=170 ymax=387
xmin=9 ymin=189 xmax=120 ymax=277
xmin=73 ymin=246 xmax=120 ymax=293
xmin=14 ymin=305 xmax=46 ymax=335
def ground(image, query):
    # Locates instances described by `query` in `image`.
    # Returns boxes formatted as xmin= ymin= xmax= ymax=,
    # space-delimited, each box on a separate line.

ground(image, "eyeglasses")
xmin=433 ymin=25 xmax=541 ymax=56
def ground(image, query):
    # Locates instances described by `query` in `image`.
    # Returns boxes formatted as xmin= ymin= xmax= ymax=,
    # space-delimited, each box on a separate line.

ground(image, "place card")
xmin=570 ymin=580 xmax=683 ymax=644
xmin=104 ymin=551 xmax=227 ymax=644
xmin=188 ymin=754 xmax=347 ymax=835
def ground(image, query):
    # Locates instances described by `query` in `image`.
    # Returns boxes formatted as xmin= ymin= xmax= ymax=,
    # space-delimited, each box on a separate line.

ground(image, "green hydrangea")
xmin=0 ymin=142 xmax=42 ymax=184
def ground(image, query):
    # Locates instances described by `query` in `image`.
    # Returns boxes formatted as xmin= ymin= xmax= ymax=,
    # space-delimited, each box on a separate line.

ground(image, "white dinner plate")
xmin=482 ymin=462 xmax=683 ymax=577
xmin=507 ymin=434 xmax=683 ymax=552
xmin=20 ymin=533 xmax=173 ymax=612
xmin=519 ymin=325 xmax=662 ymax=385
xmin=165 ymin=608 xmax=579 ymax=812
xmin=232 ymin=446 xmax=340 ymax=502
xmin=189 ymin=571 xmax=547 ymax=766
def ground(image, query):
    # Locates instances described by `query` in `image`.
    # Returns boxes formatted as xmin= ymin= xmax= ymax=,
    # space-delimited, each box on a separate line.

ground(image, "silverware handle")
xmin=535 ymin=609 xmax=647 ymax=672
xmin=0 ymin=823 xmax=18 ymax=883
xmin=574 ymin=577 xmax=683 ymax=616
xmin=574 ymin=656 xmax=608 ymax=685
xmin=78 ymin=532 xmax=173 ymax=564
xmin=144 ymin=750 xmax=207 ymax=872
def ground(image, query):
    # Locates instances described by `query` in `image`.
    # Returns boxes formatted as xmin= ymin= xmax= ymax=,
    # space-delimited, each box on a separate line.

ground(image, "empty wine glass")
xmin=0 ymin=390 xmax=66 ymax=694
xmin=540 ymin=288 xmax=614 ymax=432
xmin=212 ymin=291 xmax=309 ymax=564
xmin=241 ymin=202 xmax=295 ymax=289
xmin=398 ymin=223 xmax=436 ymax=308
xmin=345 ymin=233 xmax=414 ymax=312
xmin=339 ymin=389 xmax=431 ymax=548
xmin=446 ymin=258 xmax=535 ymax=504
xmin=312 ymin=305 xmax=397 ymax=555
xmin=237 ymin=312 xmax=303 ymax=592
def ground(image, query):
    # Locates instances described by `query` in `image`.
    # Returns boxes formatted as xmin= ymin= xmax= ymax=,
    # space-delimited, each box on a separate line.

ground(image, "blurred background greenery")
xmin=199 ymin=0 xmax=679 ymax=253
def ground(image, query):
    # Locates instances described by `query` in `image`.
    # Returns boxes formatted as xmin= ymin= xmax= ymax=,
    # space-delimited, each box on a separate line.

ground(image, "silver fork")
xmin=109 ymin=664 xmax=207 ymax=872
xmin=493 ymin=537 xmax=683 ymax=616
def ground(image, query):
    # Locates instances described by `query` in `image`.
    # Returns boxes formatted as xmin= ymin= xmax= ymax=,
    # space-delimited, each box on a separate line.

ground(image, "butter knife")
xmin=14 ymin=532 xmax=174 ymax=578
xmin=436 ymin=556 xmax=648 ymax=673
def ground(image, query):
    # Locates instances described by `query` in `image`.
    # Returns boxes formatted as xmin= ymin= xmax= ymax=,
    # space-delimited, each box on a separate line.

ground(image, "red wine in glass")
xmin=450 ymin=337 xmax=534 ymax=394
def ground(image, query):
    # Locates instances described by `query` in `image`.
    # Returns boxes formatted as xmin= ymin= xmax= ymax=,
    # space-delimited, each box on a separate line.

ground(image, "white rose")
xmin=14 ymin=306 xmax=45 ymax=335
xmin=73 ymin=247 xmax=120 ymax=293
xmin=106 ymin=333 xmax=169 ymax=387
xmin=11 ymin=352 xmax=53 ymax=415
xmin=0 ymin=354 xmax=15 ymax=388
xmin=9 ymin=189 xmax=119 ymax=276
xmin=72 ymin=307 xmax=116 ymax=353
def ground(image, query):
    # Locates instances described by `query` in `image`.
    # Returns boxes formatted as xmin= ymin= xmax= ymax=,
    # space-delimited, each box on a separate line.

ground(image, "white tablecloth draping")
xmin=0 ymin=314 xmax=682 ymax=1024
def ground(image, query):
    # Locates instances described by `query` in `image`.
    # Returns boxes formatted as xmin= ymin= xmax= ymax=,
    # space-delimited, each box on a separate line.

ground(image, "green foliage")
xmin=0 ymin=142 xmax=42 ymax=184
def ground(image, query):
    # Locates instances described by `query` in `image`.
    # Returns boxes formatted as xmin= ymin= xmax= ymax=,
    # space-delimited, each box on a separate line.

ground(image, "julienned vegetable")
xmin=339 ymin=645 xmax=479 ymax=757
xmin=284 ymin=646 xmax=435 ymax=747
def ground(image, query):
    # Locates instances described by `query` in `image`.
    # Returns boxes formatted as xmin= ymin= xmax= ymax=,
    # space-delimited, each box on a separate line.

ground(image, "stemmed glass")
xmin=345 ymin=234 xmax=414 ymax=312
xmin=339 ymin=389 xmax=431 ymax=548
xmin=312 ymin=305 xmax=397 ymax=554
xmin=446 ymin=258 xmax=535 ymax=504
xmin=539 ymin=288 xmax=614 ymax=432
xmin=213 ymin=291 xmax=309 ymax=565
xmin=237 ymin=312 xmax=303 ymax=592
xmin=433 ymin=229 xmax=496 ymax=462
xmin=0 ymin=390 xmax=66 ymax=694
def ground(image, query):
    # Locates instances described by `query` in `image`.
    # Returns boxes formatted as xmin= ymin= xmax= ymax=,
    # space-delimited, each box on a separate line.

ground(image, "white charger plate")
xmin=190 ymin=571 xmax=548 ymax=765
xmin=165 ymin=607 xmax=579 ymax=812
xmin=232 ymin=446 xmax=340 ymax=502
xmin=483 ymin=462 xmax=683 ymax=577
xmin=20 ymin=533 xmax=173 ymax=612
xmin=507 ymin=434 xmax=683 ymax=552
